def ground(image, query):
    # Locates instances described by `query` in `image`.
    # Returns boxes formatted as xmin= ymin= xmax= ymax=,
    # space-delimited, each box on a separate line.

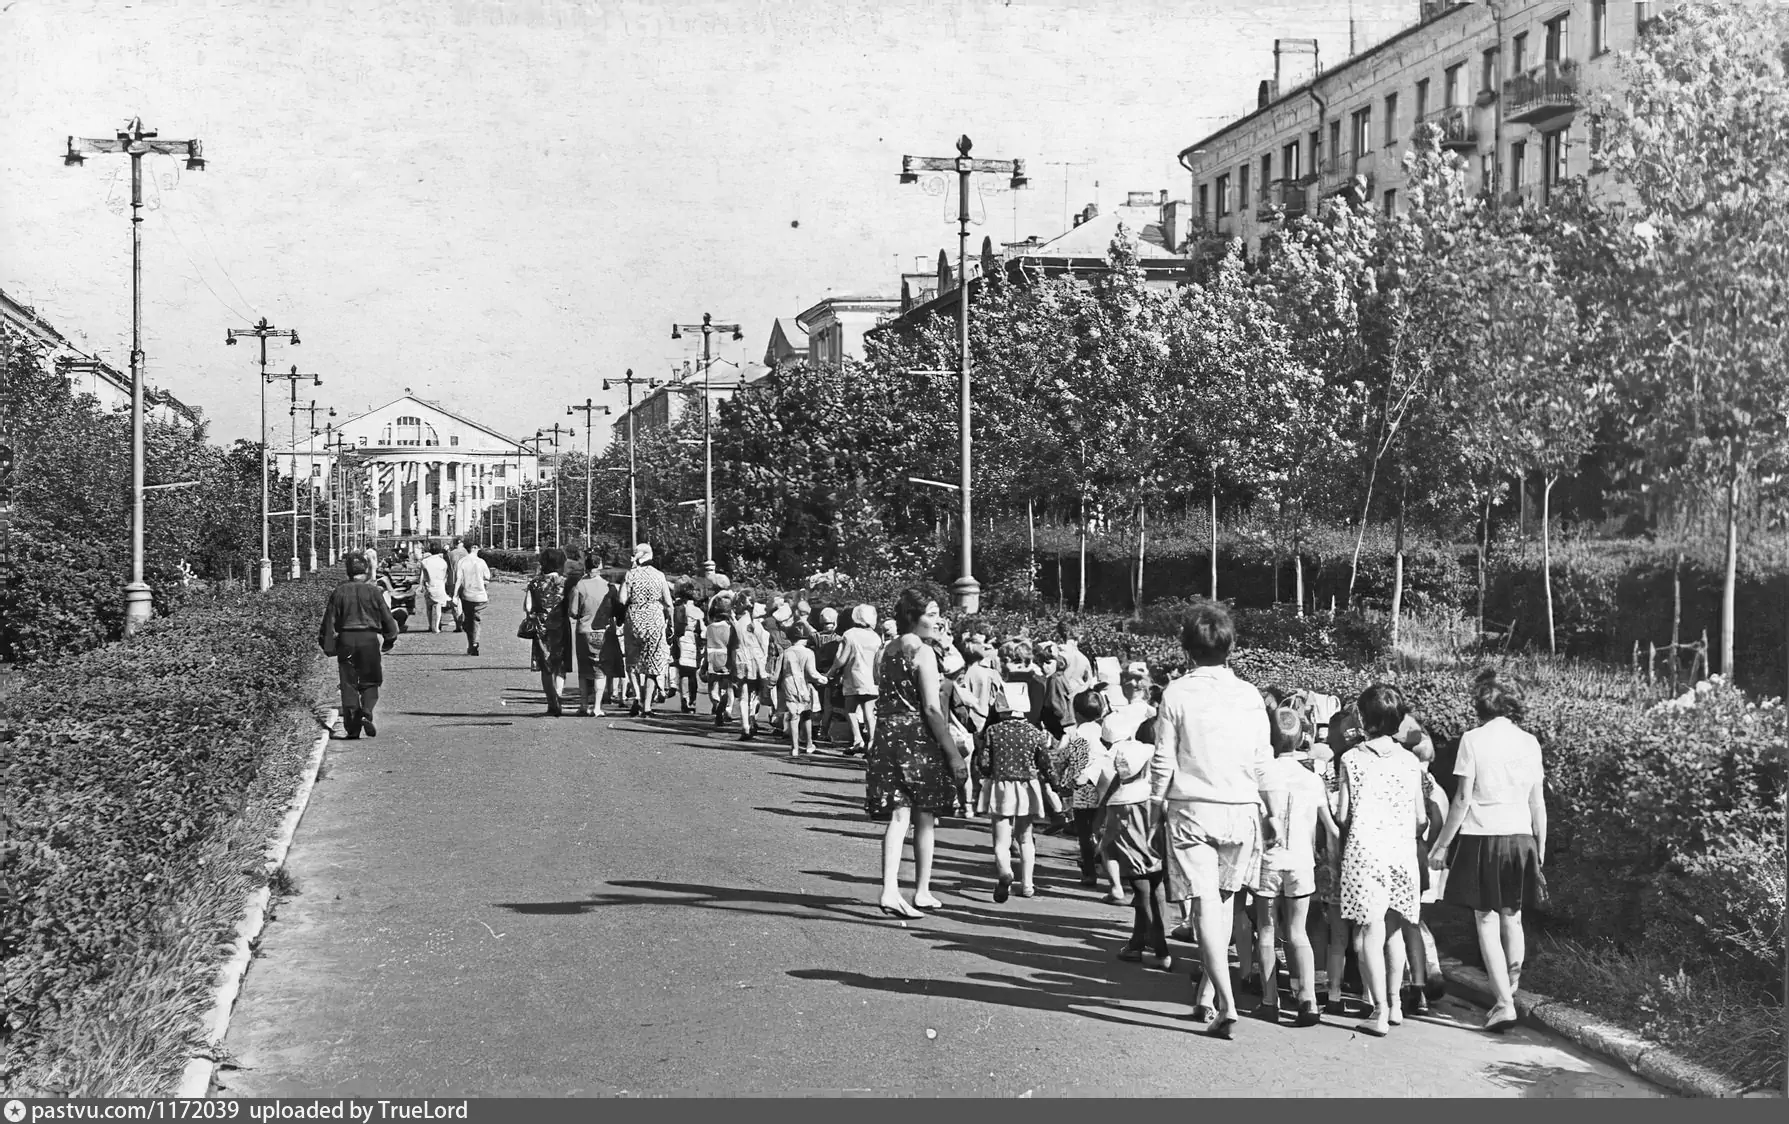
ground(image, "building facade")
xmin=1179 ymin=0 xmax=1655 ymax=258
xmin=275 ymin=393 xmax=536 ymax=542
xmin=794 ymin=295 xmax=901 ymax=370
xmin=2 ymin=287 xmax=201 ymax=427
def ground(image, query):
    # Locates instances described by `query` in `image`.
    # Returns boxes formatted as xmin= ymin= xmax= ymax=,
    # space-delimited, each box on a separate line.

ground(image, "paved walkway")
xmin=217 ymin=581 xmax=1663 ymax=1097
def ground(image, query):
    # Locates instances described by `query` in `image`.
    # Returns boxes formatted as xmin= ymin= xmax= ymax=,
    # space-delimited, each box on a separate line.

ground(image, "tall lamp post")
xmin=64 ymin=118 xmax=205 ymax=632
xmin=268 ymin=365 xmax=322 ymax=579
xmin=324 ymin=430 xmax=350 ymax=562
xmin=671 ymin=314 xmax=743 ymax=576
xmin=293 ymin=399 xmax=334 ymax=570
xmin=604 ymin=368 xmax=660 ymax=548
xmin=523 ymin=434 xmax=551 ymax=549
xmin=566 ymin=397 xmax=612 ymax=547
xmin=226 ymin=317 xmax=300 ymax=591
xmin=898 ymin=135 xmax=1028 ymax=614
xmin=536 ymin=424 xmax=573 ymax=549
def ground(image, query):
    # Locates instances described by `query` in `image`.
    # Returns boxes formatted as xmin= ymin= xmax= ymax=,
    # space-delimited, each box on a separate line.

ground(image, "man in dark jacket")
xmin=320 ymin=553 xmax=400 ymax=739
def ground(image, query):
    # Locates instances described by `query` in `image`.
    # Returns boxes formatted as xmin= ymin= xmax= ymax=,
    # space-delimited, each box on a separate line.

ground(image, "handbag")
xmin=517 ymin=615 xmax=540 ymax=640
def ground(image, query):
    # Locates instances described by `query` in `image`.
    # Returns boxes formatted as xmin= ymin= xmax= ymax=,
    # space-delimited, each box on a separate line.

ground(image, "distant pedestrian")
xmin=1051 ymin=687 xmax=1110 ymax=889
xmin=567 ymin=559 xmax=618 ymax=717
xmin=1428 ymin=670 xmax=1546 ymax=1034
xmin=319 ymin=553 xmax=399 ymax=740
xmin=1056 ymin=621 xmax=1093 ymax=694
xmin=812 ymin=607 xmax=843 ymax=743
xmin=448 ymin=539 xmax=469 ymax=631
xmin=830 ymin=605 xmax=882 ymax=754
xmin=704 ymin=591 xmax=736 ymax=728
xmin=419 ymin=543 xmax=450 ymax=632
xmin=777 ymin=632 xmax=828 ymax=756
xmin=620 ymin=543 xmax=674 ymax=718
xmin=1083 ymin=716 xmax=1171 ymax=970
xmin=727 ymin=596 xmax=770 ymax=741
xmin=672 ymin=585 xmax=705 ymax=713
xmin=451 ymin=542 xmax=491 ymax=655
xmin=865 ymin=588 xmax=968 ymax=919
xmin=977 ymin=665 xmax=1058 ymax=902
xmin=523 ymin=547 xmax=571 ymax=717
xmin=361 ymin=542 xmax=379 ymax=580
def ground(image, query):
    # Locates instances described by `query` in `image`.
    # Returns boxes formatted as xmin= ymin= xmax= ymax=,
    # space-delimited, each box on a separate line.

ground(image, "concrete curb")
xmin=173 ymin=707 xmax=337 ymax=1099
xmin=1438 ymin=957 xmax=1762 ymax=1099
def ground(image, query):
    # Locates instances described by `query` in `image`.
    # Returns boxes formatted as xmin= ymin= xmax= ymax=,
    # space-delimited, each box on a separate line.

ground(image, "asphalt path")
xmin=217 ymin=580 xmax=1663 ymax=1098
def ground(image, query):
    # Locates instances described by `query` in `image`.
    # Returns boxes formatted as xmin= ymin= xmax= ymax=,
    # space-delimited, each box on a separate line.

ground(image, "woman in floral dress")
xmin=522 ymin=547 xmax=570 ymax=717
xmin=619 ymin=543 xmax=674 ymax=717
xmin=865 ymin=588 xmax=969 ymax=919
xmin=1335 ymin=684 xmax=1428 ymax=1038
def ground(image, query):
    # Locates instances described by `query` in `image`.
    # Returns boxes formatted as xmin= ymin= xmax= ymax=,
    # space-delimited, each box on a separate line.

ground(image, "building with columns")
xmin=275 ymin=393 xmax=537 ymax=544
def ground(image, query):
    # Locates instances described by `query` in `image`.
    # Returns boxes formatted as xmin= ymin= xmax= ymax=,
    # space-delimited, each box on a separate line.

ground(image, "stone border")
xmin=173 ymin=708 xmax=338 ymax=1099
xmin=1437 ymin=957 xmax=1771 ymax=1099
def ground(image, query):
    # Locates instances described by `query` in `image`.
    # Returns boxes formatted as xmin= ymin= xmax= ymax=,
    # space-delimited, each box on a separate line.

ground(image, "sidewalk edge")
xmin=174 ymin=706 xmax=338 ymax=1099
xmin=1438 ymin=957 xmax=1754 ymax=1099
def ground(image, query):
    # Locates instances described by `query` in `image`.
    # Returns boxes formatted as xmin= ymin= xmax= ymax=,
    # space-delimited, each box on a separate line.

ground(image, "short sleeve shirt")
xmin=1455 ymin=717 xmax=1543 ymax=836
xmin=1260 ymin=755 xmax=1327 ymax=874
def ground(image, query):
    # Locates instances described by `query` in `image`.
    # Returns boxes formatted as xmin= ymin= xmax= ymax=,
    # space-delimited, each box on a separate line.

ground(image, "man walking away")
xmin=419 ymin=543 xmax=450 ymax=632
xmin=448 ymin=538 xmax=470 ymax=632
xmin=320 ymin=553 xmax=400 ymax=739
xmin=453 ymin=542 xmax=492 ymax=655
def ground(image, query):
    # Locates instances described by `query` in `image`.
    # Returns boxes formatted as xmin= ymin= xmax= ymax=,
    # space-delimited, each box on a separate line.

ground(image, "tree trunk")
xmin=1078 ymin=488 xmax=1088 ymax=616
xmin=1390 ymin=481 xmax=1406 ymax=649
xmin=1542 ymin=474 xmax=1557 ymax=656
xmin=1271 ymin=547 xmax=1280 ymax=606
xmin=1721 ymin=469 xmax=1739 ymax=678
xmin=1027 ymin=496 xmax=1036 ymax=595
xmin=1671 ymin=547 xmax=1683 ymax=693
xmin=1209 ymin=465 xmax=1219 ymax=601
xmin=1347 ymin=454 xmax=1384 ymax=606
xmin=1518 ymin=469 xmax=1530 ymax=535
xmin=1294 ymin=536 xmax=1306 ymax=619
xmin=1135 ymin=496 xmax=1147 ymax=616
xmin=1056 ymin=549 xmax=1063 ymax=614
xmin=1477 ymin=493 xmax=1492 ymax=640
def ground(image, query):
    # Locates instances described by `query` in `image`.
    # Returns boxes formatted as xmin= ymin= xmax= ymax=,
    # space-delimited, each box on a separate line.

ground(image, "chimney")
xmin=1163 ymin=199 xmax=1189 ymax=255
xmin=1160 ymin=189 xmax=1169 ymax=206
xmin=1258 ymin=79 xmax=1279 ymax=108
xmin=1274 ymin=38 xmax=1321 ymax=88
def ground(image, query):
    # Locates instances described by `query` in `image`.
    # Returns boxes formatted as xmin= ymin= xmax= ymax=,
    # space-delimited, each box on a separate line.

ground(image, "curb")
xmin=174 ymin=707 xmax=338 ymax=1099
xmin=1437 ymin=957 xmax=1761 ymax=1099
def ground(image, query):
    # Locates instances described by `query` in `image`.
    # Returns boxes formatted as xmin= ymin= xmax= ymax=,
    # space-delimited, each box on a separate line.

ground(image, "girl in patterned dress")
xmin=865 ymin=589 xmax=969 ymax=919
xmin=1335 ymin=684 xmax=1428 ymax=1038
xmin=975 ymin=674 xmax=1059 ymax=902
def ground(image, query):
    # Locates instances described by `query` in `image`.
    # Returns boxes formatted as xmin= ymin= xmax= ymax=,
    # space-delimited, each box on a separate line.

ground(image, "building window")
xmin=1239 ymin=164 xmax=1251 ymax=211
xmin=1281 ymin=141 xmax=1301 ymax=182
xmin=312 ymin=463 xmax=322 ymax=477
xmin=1510 ymin=139 xmax=1527 ymax=189
xmin=1592 ymin=0 xmax=1608 ymax=54
xmin=1482 ymin=46 xmax=1500 ymax=93
xmin=1309 ymin=128 xmax=1321 ymax=173
xmin=1384 ymin=93 xmax=1399 ymax=146
xmin=1541 ymin=128 xmax=1567 ymax=199
xmin=1481 ymin=152 xmax=1495 ymax=194
xmin=1414 ymin=78 xmax=1430 ymax=122
xmin=358 ymin=436 xmax=367 ymax=446
xmin=495 ymin=463 xmax=506 ymax=479
xmin=450 ymin=435 xmax=459 ymax=446
xmin=1350 ymin=107 xmax=1372 ymax=160
xmin=1327 ymin=120 xmax=1341 ymax=168
xmin=1217 ymin=173 xmax=1231 ymax=216
xmin=1513 ymin=32 xmax=1528 ymax=72
xmin=1383 ymin=188 xmax=1397 ymax=216
xmin=1444 ymin=63 xmax=1464 ymax=108
xmin=1545 ymin=13 xmax=1569 ymax=62
xmin=1198 ymin=183 xmax=1209 ymax=223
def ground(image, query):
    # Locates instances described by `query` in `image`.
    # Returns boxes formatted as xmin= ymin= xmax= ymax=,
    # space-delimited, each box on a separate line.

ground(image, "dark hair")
xmin=1055 ymin=620 xmax=1076 ymax=643
xmin=1180 ymin=602 xmax=1235 ymax=665
xmin=539 ymin=546 xmax=566 ymax=574
xmin=1073 ymin=686 xmax=1111 ymax=724
xmin=1357 ymin=684 xmax=1405 ymax=739
xmin=1472 ymin=673 xmax=1527 ymax=724
xmin=893 ymin=587 xmax=933 ymax=634
xmin=1270 ymin=707 xmax=1304 ymax=756
xmin=1262 ymin=685 xmax=1292 ymax=708
xmin=344 ymin=554 xmax=368 ymax=577
xmin=998 ymin=637 xmax=1034 ymax=665
xmin=1135 ymin=716 xmax=1158 ymax=745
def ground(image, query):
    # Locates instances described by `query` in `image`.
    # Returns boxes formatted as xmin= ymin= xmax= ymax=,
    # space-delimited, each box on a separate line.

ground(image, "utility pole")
xmin=293 ymin=400 xmax=335 ymax=570
xmin=604 ymin=368 xmax=660 ymax=548
xmin=324 ymin=430 xmax=350 ymax=562
xmin=510 ymin=441 xmax=529 ymax=550
xmin=671 ymin=314 xmax=743 ymax=576
xmin=899 ymin=135 xmax=1028 ymax=614
xmin=226 ymin=317 xmax=300 ymax=590
xmin=65 ymin=118 xmax=204 ymax=632
xmin=523 ymin=434 xmax=550 ymax=549
xmin=566 ymin=397 xmax=612 ymax=547
xmin=268 ymin=365 xmax=322 ymax=578
xmin=537 ymin=424 xmax=573 ymax=549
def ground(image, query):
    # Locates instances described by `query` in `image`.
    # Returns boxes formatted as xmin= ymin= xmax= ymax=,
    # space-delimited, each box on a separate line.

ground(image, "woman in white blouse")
xmin=1428 ymin=670 xmax=1547 ymax=1032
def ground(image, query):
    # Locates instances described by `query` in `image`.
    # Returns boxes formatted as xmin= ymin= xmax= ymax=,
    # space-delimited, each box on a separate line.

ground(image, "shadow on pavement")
xmin=786 ymin=967 xmax=1191 ymax=1033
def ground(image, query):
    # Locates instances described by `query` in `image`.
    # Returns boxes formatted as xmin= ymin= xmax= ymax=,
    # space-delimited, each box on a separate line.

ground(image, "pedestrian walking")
xmin=865 ymin=588 xmax=968 ymax=919
xmin=831 ymin=605 xmax=881 ymax=754
xmin=619 ymin=543 xmax=674 ymax=718
xmin=777 ymin=632 xmax=828 ymax=756
xmin=672 ymin=585 xmax=705 ymax=713
xmin=567 ymin=558 xmax=618 ymax=717
xmin=976 ymin=672 xmax=1057 ymax=903
xmin=451 ymin=542 xmax=491 ymax=656
xmin=447 ymin=538 xmax=469 ymax=632
xmin=727 ymin=595 xmax=770 ymax=741
xmin=523 ymin=546 xmax=571 ymax=717
xmin=1051 ymin=687 xmax=1109 ymax=888
xmin=1252 ymin=707 xmax=1341 ymax=1027
xmin=1335 ymin=684 xmax=1428 ymax=1039
xmin=704 ymin=591 xmax=736 ymax=728
xmin=1082 ymin=716 xmax=1171 ymax=969
xmin=318 ymin=553 xmax=399 ymax=740
xmin=812 ymin=607 xmax=844 ymax=743
xmin=1428 ymin=670 xmax=1546 ymax=1033
xmin=1148 ymin=601 xmax=1274 ymax=1040
xmin=419 ymin=543 xmax=450 ymax=632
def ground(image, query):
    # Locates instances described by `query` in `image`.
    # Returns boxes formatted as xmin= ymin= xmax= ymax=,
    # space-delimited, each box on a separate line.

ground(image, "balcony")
xmin=1503 ymin=58 xmax=1580 ymax=124
xmin=1421 ymin=105 xmax=1478 ymax=151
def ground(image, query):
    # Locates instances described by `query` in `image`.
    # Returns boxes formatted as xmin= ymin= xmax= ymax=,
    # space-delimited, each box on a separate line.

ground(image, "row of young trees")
xmin=504 ymin=2 xmax=1787 ymax=677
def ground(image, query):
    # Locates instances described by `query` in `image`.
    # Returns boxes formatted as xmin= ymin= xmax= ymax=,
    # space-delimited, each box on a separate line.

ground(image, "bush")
xmin=0 ymin=575 xmax=327 ymax=1073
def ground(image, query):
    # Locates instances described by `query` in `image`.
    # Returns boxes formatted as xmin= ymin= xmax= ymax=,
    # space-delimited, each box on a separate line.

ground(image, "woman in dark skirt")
xmin=865 ymin=588 xmax=969 ymax=919
xmin=1428 ymin=671 xmax=1547 ymax=1032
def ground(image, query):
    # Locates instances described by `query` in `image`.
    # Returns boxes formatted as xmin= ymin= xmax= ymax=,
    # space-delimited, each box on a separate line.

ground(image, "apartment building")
xmin=1178 ymin=0 xmax=1661 ymax=258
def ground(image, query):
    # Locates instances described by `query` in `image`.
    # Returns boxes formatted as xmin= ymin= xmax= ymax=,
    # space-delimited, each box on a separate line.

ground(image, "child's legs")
xmin=1144 ymin=872 xmax=1169 ymax=954
xmin=1014 ymin=815 xmax=1036 ymax=886
xmin=1325 ymin=900 xmax=1350 ymax=998
xmin=1401 ymin=910 xmax=1427 ymax=988
xmin=990 ymin=816 xmax=1014 ymax=877
xmin=787 ymin=712 xmax=800 ymax=753
xmin=798 ymin=712 xmax=814 ymax=746
xmin=1104 ymin=858 xmax=1124 ymax=892
xmin=1281 ymin=895 xmax=1316 ymax=1003
xmin=1127 ymin=873 xmax=1152 ymax=950
xmin=1233 ymin=894 xmax=1257 ymax=979
xmin=1253 ymin=893 xmax=1279 ymax=999
xmin=1073 ymin=809 xmax=1098 ymax=876
xmin=860 ymin=700 xmax=878 ymax=745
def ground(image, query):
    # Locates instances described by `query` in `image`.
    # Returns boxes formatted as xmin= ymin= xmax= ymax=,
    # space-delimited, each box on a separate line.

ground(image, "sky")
xmin=2 ymin=0 xmax=1417 ymax=450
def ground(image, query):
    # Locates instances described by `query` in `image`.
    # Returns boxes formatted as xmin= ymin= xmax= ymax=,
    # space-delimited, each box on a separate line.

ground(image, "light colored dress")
xmin=1339 ymin=736 xmax=1423 ymax=924
xmin=622 ymin=564 xmax=670 ymax=679
xmin=777 ymin=644 xmax=826 ymax=716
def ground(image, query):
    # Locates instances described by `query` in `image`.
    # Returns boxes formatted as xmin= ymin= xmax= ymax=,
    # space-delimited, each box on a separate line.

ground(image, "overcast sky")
xmin=3 ymin=0 xmax=1415 ymax=449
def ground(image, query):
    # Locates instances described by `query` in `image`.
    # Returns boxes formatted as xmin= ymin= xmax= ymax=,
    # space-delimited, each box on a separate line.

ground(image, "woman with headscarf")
xmin=522 ymin=546 xmax=572 ymax=716
xmin=867 ymin=588 xmax=969 ymax=918
xmin=829 ymin=604 xmax=882 ymax=755
xmin=619 ymin=542 xmax=674 ymax=717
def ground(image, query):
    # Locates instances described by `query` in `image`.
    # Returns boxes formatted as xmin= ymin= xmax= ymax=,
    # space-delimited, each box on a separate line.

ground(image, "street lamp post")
xmin=536 ymin=424 xmax=573 ymax=548
xmin=898 ymin=135 xmax=1028 ymax=614
xmin=523 ymin=434 xmax=550 ymax=549
xmin=226 ymin=317 xmax=300 ymax=591
xmin=324 ymin=430 xmax=350 ymax=562
xmin=604 ymin=369 xmax=660 ymax=548
xmin=269 ymin=365 xmax=322 ymax=579
xmin=64 ymin=117 xmax=205 ymax=632
xmin=567 ymin=398 xmax=612 ymax=548
xmin=671 ymin=314 xmax=743 ymax=576
xmin=293 ymin=400 xmax=335 ymax=570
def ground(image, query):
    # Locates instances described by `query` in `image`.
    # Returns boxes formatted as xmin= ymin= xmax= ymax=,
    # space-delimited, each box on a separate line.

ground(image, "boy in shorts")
xmin=1252 ymin=706 xmax=1340 ymax=1026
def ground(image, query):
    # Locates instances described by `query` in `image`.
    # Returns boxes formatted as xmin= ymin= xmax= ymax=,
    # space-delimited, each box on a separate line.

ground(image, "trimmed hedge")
xmin=0 ymin=574 xmax=327 ymax=1068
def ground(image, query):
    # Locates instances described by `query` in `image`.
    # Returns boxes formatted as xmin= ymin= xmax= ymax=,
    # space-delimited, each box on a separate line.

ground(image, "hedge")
xmin=0 ymin=574 xmax=327 ymax=1076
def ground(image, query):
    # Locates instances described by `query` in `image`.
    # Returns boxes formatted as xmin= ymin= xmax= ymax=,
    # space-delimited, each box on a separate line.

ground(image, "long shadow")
xmin=429 ymin=721 xmax=517 ymax=729
xmin=399 ymin=710 xmax=518 ymax=719
xmin=785 ymin=968 xmax=1193 ymax=1033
